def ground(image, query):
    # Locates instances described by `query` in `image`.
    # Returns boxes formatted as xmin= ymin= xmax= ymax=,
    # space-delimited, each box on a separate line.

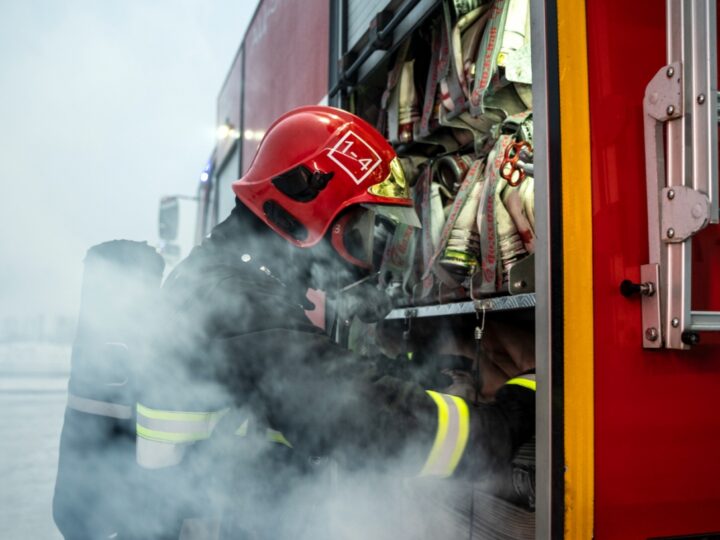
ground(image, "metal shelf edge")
xmin=385 ymin=293 xmax=536 ymax=319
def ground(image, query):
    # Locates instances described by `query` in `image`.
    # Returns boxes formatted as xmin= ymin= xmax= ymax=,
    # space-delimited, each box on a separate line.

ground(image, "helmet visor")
xmin=367 ymin=204 xmax=422 ymax=229
xmin=368 ymin=157 xmax=411 ymax=201
xmin=332 ymin=206 xmax=376 ymax=269
xmin=332 ymin=204 xmax=420 ymax=268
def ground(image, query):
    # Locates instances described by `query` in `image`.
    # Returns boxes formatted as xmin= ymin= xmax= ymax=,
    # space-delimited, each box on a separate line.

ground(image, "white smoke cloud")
xmin=0 ymin=2 xmax=258 ymax=539
xmin=48 ymin=225 xmax=535 ymax=539
xmin=0 ymin=0 xmax=256 ymax=320
xmin=0 ymin=3 xmax=536 ymax=539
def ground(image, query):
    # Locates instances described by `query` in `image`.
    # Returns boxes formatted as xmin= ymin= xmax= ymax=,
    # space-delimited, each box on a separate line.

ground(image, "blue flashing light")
xmin=200 ymin=161 xmax=212 ymax=183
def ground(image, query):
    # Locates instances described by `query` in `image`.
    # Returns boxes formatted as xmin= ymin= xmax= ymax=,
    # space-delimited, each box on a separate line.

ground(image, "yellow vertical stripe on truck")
xmin=557 ymin=0 xmax=595 ymax=537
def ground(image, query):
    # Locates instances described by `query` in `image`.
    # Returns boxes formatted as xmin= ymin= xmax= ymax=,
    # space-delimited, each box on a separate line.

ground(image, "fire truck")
xmin=159 ymin=0 xmax=720 ymax=537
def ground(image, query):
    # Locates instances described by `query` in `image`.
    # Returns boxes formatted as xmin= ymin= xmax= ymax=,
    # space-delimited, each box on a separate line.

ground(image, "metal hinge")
xmin=660 ymin=186 xmax=710 ymax=243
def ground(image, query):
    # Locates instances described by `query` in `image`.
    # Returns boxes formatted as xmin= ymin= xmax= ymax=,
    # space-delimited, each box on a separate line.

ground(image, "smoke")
xmin=0 ymin=4 xmax=536 ymax=535
xmin=0 ymin=3 xmax=257 ymax=539
xmin=0 ymin=0 xmax=256 ymax=322
xmin=49 ymin=202 xmax=531 ymax=540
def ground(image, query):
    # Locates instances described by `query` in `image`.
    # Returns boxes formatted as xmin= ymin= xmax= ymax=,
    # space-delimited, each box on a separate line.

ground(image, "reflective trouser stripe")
xmin=419 ymin=391 xmax=470 ymax=477
xmin=136 ymin=403 xmax=228 ymax=469
xmin=505 ymin=373 xmax=537 ymax=391
xmin=67 ymin=393 xmax=132 ymax=419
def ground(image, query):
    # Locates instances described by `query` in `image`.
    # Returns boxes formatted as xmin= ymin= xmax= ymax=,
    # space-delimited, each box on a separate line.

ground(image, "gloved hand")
xmin=342 ymin=279 xmax=395 ymax=324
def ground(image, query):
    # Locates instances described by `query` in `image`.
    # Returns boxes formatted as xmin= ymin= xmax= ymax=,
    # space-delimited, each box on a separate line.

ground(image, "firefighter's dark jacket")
xmin=142 ymin=203 xmax=535 ymax=479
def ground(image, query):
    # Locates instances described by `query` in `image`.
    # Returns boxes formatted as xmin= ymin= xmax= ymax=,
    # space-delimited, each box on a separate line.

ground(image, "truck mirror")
xmin=159 ymin=196 xmax=179 ymax=241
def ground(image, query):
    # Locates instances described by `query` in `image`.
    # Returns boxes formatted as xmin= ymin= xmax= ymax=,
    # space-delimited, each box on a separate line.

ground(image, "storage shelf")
xmin=385 ymin=293 xmax=536 ymax=319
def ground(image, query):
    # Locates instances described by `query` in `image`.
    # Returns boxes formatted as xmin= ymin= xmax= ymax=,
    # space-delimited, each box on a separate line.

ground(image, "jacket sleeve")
xmin=217 ymin=328 xmax=535 ymax=479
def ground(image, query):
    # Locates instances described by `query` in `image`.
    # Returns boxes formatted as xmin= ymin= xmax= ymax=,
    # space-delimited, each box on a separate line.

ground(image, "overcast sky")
xmin=0 ymin=0 xmax=258 ymax=319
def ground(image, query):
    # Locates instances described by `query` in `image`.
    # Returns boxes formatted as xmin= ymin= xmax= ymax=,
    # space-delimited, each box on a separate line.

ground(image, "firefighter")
xmin=136 ymin=106 xmax=535 ymax=538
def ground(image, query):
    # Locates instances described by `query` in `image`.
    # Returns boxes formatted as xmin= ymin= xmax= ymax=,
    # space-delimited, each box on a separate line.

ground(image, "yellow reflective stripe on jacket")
xmin=234 ymin=419 xmax=293 ymax=448
xmin=136 ymin=403 xmax=224 ymax=423
xmin=505 ymin=373 xmax=537 ymax=392
xmin=419 ymin=391 xmax=470 ymax=477
xmin=135 ymin=403 xmax=228 ymax=444
xmin=266 ymin=428 xmax=293 ymax=448
xmin=136 ymin=425 xmax=211 ymax=444
xmin=136 ymin=404 xmax=228 ymax=469
xmin=235 ymin=419 xmax=249 ymax=437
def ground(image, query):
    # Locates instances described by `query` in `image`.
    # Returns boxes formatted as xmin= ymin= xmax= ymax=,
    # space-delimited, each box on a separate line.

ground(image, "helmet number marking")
xmin=327 ymin=131 xmax=382 ymax=185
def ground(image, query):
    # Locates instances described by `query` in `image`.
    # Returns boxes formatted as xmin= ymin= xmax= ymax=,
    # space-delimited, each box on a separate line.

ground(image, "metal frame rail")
xmin=329 ymin=0 xmax=441 ymax=101
xmin=638 ymin=0 xmax=719 ymax=349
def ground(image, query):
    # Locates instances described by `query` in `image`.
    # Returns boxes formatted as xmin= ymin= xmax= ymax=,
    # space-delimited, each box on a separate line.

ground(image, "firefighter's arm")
xmin=221 ymin=329 xmax=534 ymax=479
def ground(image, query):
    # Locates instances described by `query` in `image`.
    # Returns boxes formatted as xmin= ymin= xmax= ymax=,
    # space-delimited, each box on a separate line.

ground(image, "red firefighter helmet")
xmin=232 ymin=106 xmax=416 ymax=266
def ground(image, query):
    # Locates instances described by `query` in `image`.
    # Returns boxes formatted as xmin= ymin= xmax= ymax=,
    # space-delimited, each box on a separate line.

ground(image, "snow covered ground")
xmin=0 ymin=343 xmax=70 ymax=540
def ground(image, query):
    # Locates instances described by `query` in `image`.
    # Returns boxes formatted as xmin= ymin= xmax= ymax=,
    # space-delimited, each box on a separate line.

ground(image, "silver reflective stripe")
xmin=136 ymin=436 xmax=188 ymax=469
xmin=419 ymin=391 xmax=470 ymax=478
xmin=67 ymin=394 xmax=132 ymax=420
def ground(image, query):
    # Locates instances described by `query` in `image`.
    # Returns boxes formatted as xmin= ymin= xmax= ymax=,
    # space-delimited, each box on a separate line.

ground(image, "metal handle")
xmin=620 ymin=280 xmax=655 ymax=298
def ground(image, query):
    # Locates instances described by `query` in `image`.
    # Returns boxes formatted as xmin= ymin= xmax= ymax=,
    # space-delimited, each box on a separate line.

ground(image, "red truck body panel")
xmin=241 ymin=0 xmax=330 ymax=174
xmin=216 ymin=51 xmax=243 ymax=168
xmin=587 ymin=1 xmax=720 ymax=537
